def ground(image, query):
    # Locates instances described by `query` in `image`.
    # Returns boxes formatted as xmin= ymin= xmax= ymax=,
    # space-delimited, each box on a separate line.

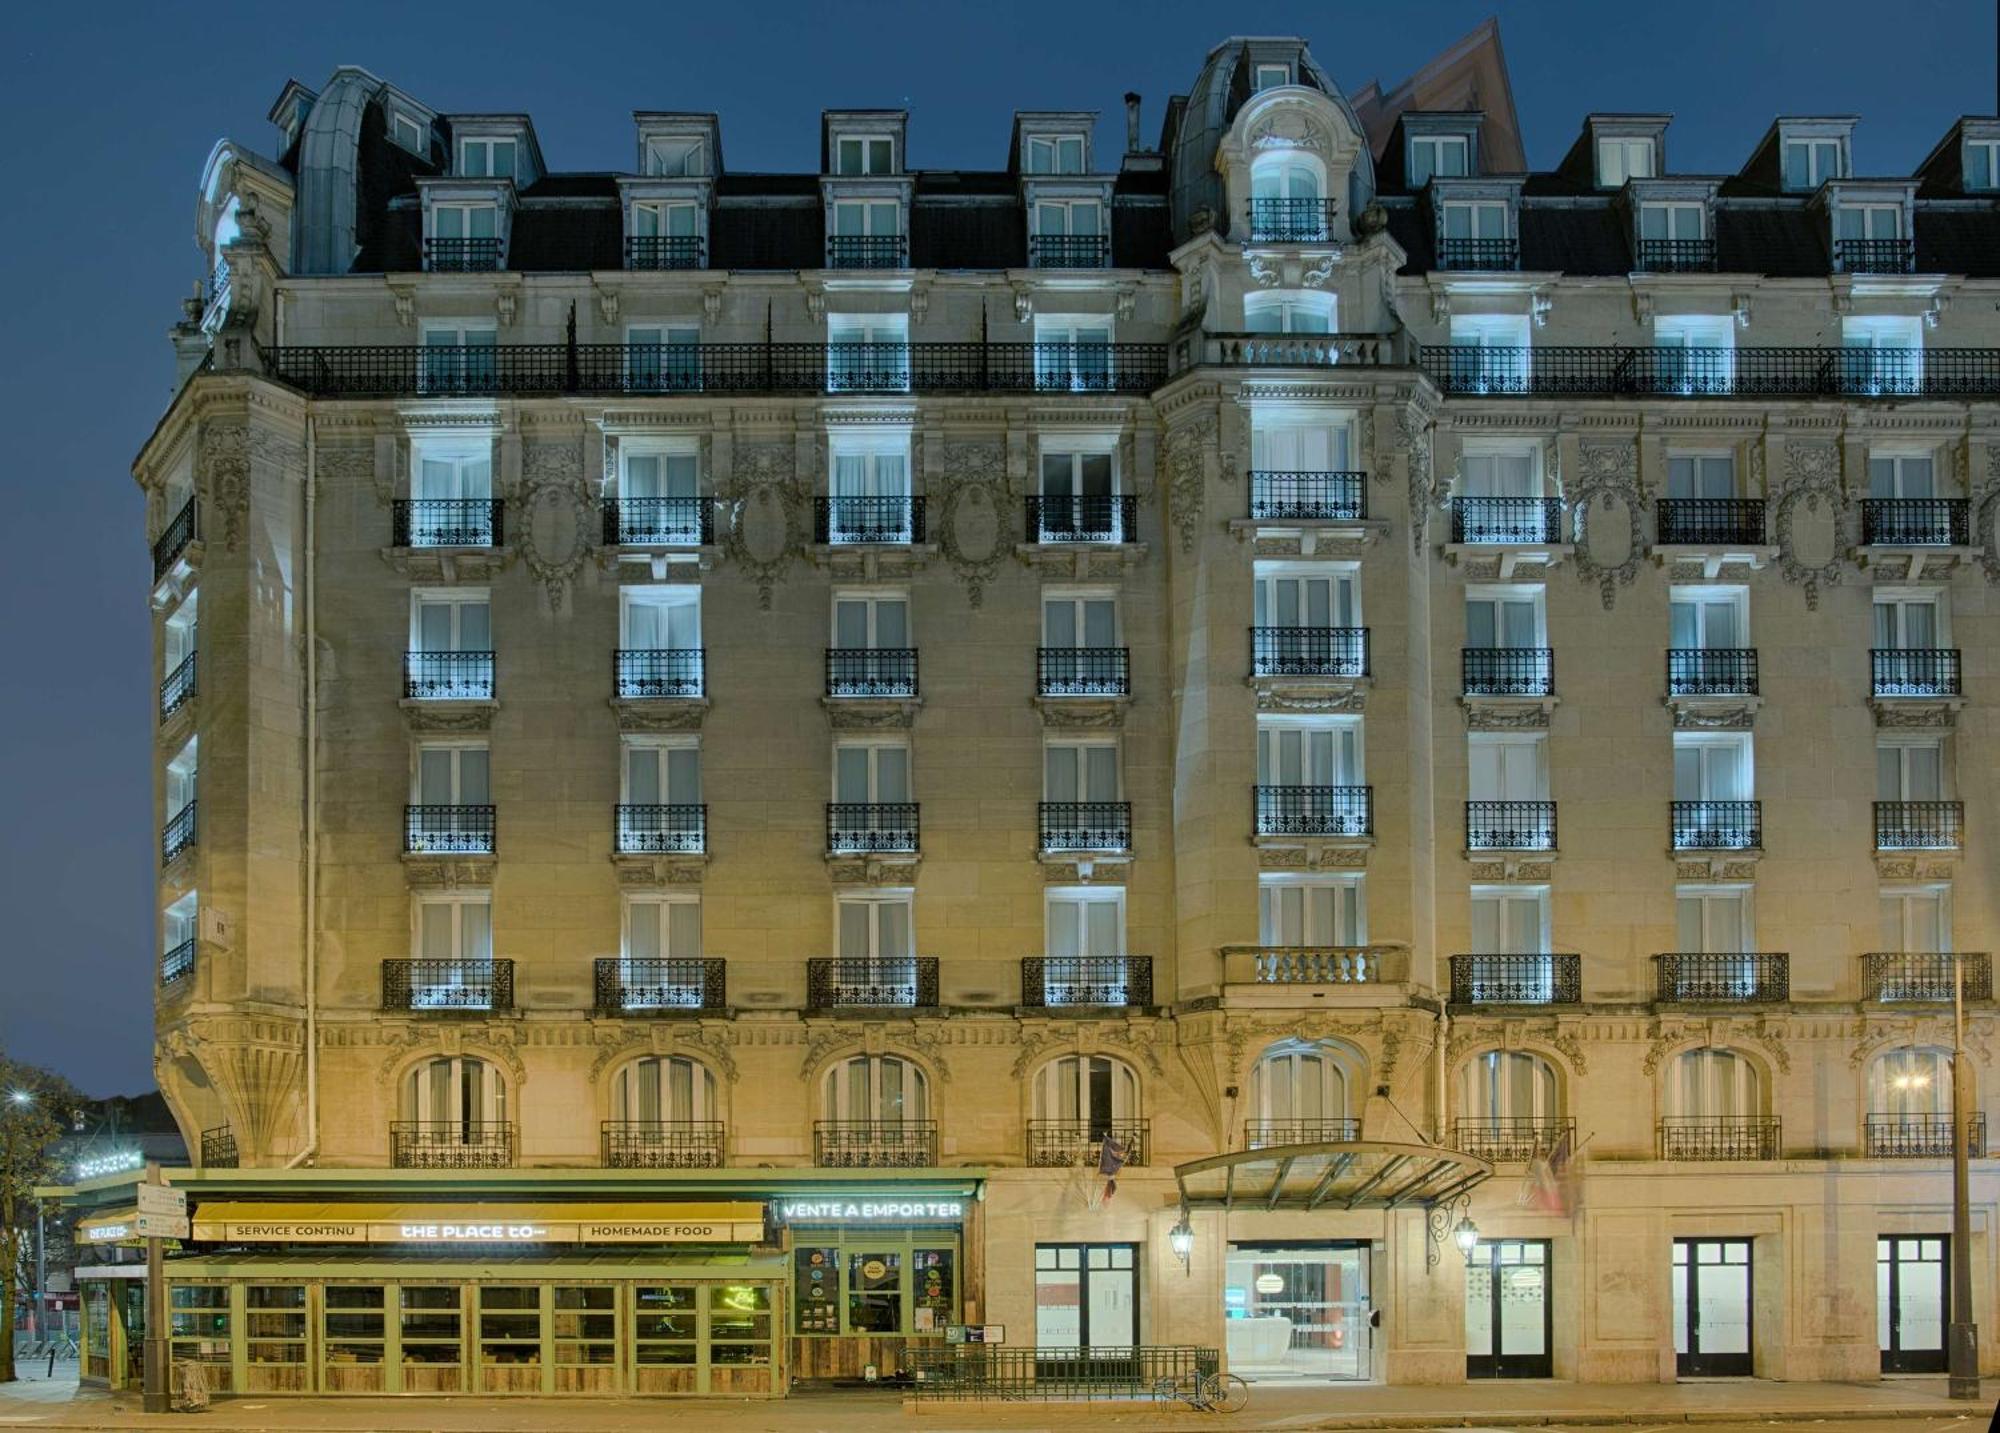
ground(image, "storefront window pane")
xmin=553 ymin=1286 xmax=617 ymax=1365
xmin=913 ymin=1249 xmax=954 ymax=1334
xmin=710 ymin=1283 xmax=773 ymax=1360
xmin=245 ymin=1285 xmax=307 ymax=1364
xmin=795 ymin=1248 xmax=840 ymax=1333
xmin=847 ymin=1251 xmax=903 ymax=1333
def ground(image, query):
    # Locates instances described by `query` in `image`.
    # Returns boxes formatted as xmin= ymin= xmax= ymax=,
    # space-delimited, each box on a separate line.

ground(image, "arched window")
xmin=398 ymin=1056 xmax=507 ymax=1165
xmin=1869 ymin=1047 xmax=1951 ymax=1118
xmin=607 ymin=1055 xmax=719 ymax=1168
xmin=1249 ymin=153 xmax=1329 ymax=241
xmin=1247 ymin=1040 xmax=1353 ymax=1145
xmin=1245 ymin=290 xmax=1336 ymax=335
xmin=1030 ymin=1055 xmax=1141 ymax=1163
xmin=1667 ymin=1048 xmax=1761 ymax=1118
xmin=1456 ymin=1050 xmax=1560 ymax=1161
xmin=820 ymin=1054 xmax=931 ymax=1167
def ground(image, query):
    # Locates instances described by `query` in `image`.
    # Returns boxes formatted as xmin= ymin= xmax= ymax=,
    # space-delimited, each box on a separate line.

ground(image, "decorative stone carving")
xmin=934 ymin=440 xmax=1008 ymax=606
xmin=1670 ymin=704 xmax=1758 ymax=731
xmin=1395 ymin=411 xmax=1436 ymax=554
xmin=1773 ymin=440 xmax=1846 ymax=609
xmin=1463 ymin=704 xmax=1553 ymax=731
xmin=198 ymin=422 xmax=251 ymax=550
xmin=315 ymin=442 xmax=379 ymax=502
xmin=1570 ymin=441 xmax=1644 ymax=609
xmin=1248 ymin=108 xmax=1330 ymax=156
xmin=1977 ymin=444 xmax=2000 ymax=585
xmin=514 ymin=439 xmax=594 ymax=612
xmin=1247 ymin=255 xmax=1281 ymax=288
xmin=1165 ymin=415 xmax=1218 ymax=554
xmin=719 ymin=441 xmax=805 ymax=610
xmin=1255 ymin=688 xmax=1367 ymax=714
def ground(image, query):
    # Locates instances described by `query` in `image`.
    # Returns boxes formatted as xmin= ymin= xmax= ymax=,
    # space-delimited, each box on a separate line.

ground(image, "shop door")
xmin=1878 ymin=1236 xmax=1948 ymax=1373
xmin=1224 ymin=1244 xmax=1370 ymax=1380
xmin=1673 ymin=1239 xmax=1752 ymax=1376
xmin=117 ymin=1282 xmax=147 ymax=1387
xmin=1035 ymin=1245 xmax=1138 ymax=1374
xmin=1465 ymin=1240 xmax=1552 ymax=1378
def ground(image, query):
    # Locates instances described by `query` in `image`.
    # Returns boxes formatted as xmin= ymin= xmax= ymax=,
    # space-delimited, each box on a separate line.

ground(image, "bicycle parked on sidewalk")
xmin=1152 ymin=1368 xmax=1250 ymax=1413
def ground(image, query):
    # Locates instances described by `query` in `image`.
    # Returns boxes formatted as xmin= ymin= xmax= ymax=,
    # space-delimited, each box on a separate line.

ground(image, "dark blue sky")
xmin=1 ymin=0 xmax=1989 ymax=1094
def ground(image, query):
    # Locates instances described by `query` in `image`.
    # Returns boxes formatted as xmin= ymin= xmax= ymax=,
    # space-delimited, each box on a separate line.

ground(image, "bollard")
xmin=48 ymin=1347 xmax=56 ymax=1378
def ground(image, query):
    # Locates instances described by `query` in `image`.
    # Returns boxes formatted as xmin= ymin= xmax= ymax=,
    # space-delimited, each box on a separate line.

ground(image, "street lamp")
xmin=1169 ymin=1214 xmax=1194 ymax=1275
xmin=8 ymin=1090 xmax=32 ymax=1106
xmin=1453 ymin=1214 xmax=1481 ymax=1263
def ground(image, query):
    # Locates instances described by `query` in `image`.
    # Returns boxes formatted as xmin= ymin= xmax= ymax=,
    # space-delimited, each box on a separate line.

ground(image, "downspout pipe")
xmin=287 ymin=410 xmax=318 ymax=1168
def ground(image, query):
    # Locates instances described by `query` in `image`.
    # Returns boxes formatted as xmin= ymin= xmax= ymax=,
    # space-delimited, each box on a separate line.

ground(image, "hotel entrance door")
xmin=1673 ymin=1239 xmax=1752 ymax=1376
xmin=1223 ymin=1244 xmax=1370 ymax=1380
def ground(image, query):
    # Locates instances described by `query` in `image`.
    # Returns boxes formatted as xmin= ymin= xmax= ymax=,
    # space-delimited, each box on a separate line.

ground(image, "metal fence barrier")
xmin=907 ymin=1345 xmax=1218 ymax=1402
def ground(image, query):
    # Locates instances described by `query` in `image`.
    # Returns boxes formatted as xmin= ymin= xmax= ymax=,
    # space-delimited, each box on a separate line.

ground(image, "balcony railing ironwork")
xmin=1864 ymin=1113 xmax=1986 ymax=1158
xmin=160 ymin=938 xmax=196 ymax=986
xmin=1027 ymin=234 xmax=1111 ymax=268
xmin=1254 ymin=785 xmax=1373 ymax=838
xmin=1022 ymin=956 xmax=1154 ymax=1009
xmin=614 ymin=648 xmax=705 ymax=700
xmin=392 ymin=499 xmax=502 ymax=548
xmin=1247 ymin=197 xmax=1338 ymax=243
xmin=1653 ymin=952 xmax=1790 ymax=1004
xmin=203 ymin=257 xmax=231 ymax=311
xmin=593 ymin=957 xmax=727 ymax=1014
xmin=1038 ymin=801 xmax=1133 ymax=853
xmin=1198 ymin=331 xmax=1398 ymax=369
xmin=200 ymin=1124 xmax=238 ymax=1169
xmin=825 ymin=648 xmax=918 ymax=698
xmin=1437 ymin=237 xmax=1520 ymax=271
xmin=1233 ymin=946 xmax=1390 ymax=984
xmin=1252 ymin=627 xmax=1369 ymax=679
xmin=1671 ymin=800 xmax=1763 ymax=850
xmin=1027 ymin=1121 xmax=1150 ymax=1167
xmin=1636 ymin=238 xmax=1718 ymax=273
xmin=424 ymin=237 xmax=504 ymax=272
xmin=381 ymin=958 xmax=514 ymax=1013
xmin=813 ymin=1121 xmax=937 ymax=1167
xmin=1834 ymin=237 xmax=1915 ymax=275
xmin=1656 ymin=498 xmax=1766 ymax=547
xmin=1450 ymin=497 xmax=1565 ymax=545
xmin=1656 ymin=1116 xmax=1781 ymax=1161
xmin=153 ymin=498 xmax=196 ymax=579
xmin=1245 ymin=1118 xmax=1361 ymax=1149
xmin=806 ymin=956 xmax=939 ymax=1011
xmin=405 ymin=804 xmax=496 ymax=855
xmin=403 ymin=651 xmax=495 ymax=701
xmin=1863 ymin=952 xmax=1993 ymax=1003
xmin=1862 ymin=499 xmax=1970 ymax=547
xmin=1449 ymin=954 xmax=1582 ymax=1006
xmin=601 ymin=497 xmax=714 ymax=546
xmin=160 ymin=652 xmax=197 ymax=718
xmin=625 ymin=235 xmax=706 ymax=270
xmin=1871 ymin=648 xmax=1962 ymax=698
xmin=391 ymin=1121 xmax=516 ymax=1168
xmin=826 ymin=234 xmax=908 ymax=269
xmin=1026 ymin=493 xmax=1137 ymax=543
xmin=1462 ymin=647 xmax=1553 ymax=697
xmin=615 ymin=804 xmax=707 ymax=855
xmin=1248 ymin=469 xmax=1367 ymax=521
xmin=815 ymin=496 xmax=925 ymax=544
xmin=1037 ymin=647 xmax=1130 ymax=697
xmin=602 ymin=1120 xmax=724 ymax=1168
xmin=162 ymin=802 xmax=197 ymax=864
xmin=1668 ymin=648 xmax=1759 ymax=696
xmin=1451 ymin=1117 xmax=1576 ymax=1163
xmin=1465 ymin=800 xmax=1557 ymax=850
xmin=826 ymin=802 xmax=919 ymax=854
xmin=1417 ymin=345 xmax=2000 ymax=398
xmin=1874 ymin=800 xmax=1963 ymax=850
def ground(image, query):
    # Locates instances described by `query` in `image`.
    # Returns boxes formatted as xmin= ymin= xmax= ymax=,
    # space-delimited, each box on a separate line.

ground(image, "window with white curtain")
xmin=414 ymin=891 xmax=492 ymax=964
xmin=1676 ymin=887 xmax=1752 ymax=953
xmin=836 ymin=893 xmax=914 ymax=959
xmin=1869 ymin=1048 xmax=1952 ymax=1118
xmin=622 ymin=738 xmax=701 ymax=805
xmin=1667 ymin=1048 xmax=1761 ymax=1118
xmin=1673 ymin=733 xmax=1752 ymax=802
xmin=1458 ymin=447 xmax=1539 ymax=498
xmin=1250 ymin=415 xmax=1352 ymax=472
xmin=1243 ymin=291 xmax=1336 ymax=334
xmin=1441 ymin=201 xmax=1509 ymax=241
xmin=826 ymin=320 xmax=911 ymax=395
xmin=1880 ymin=887 xmax=1951 ymax=952
xmin=1666 ymin=454 xmax=1737 ymax=500
xmin=1034 ymin=198 xmax=1104 ymax=237
xmin=1255 ymin=565 xmax=1360 ymax=629
xmin=1034 ymin=1055 xmax=1138 ymax=1134
xmin=414 ymin=743 xmax=489 ymax=807
xmin=1259 ymin=878 xmax=1364 ymax=946
xmin=165 ymin=738 xmax=199 ymax=821
xmin=1873 ymin=591 xmax=1945 ymax=649
xmin=1045 ymin=741 xmax=1120 ymax=802
xmin=624 ymin=895 xmax=701 ymax=961
xmin=611 ymin=1055 xmax=716 ymax=1124
xmin=1640 ymin=201 xmax=1705 ymax=240
xmin=1043 ymin=592 xmax=1117 ymax=649
xmin=833 ymin=136 xmax=895 ymax=175
xmin=621 ymin=443 xmax=699 ymax=500
xmin=1669 ymin=586 xmax=1746 ymax=649
xmin=163 ymin=892 xmax=198 ymax=962
xmin=1966 ymin=139 xmax=2000 ymax=191
xmin=1869 ymin=453 xmax=1937 ymax=500
xmin=1781 ymin=137 xmax=1844 ymax=189
xmin=409 ymin=439 xmax=494 ymax=546
xmin=1836 ymin=204 xmax=1903 ymax=242
xmin=834 ymin=740 xmax=911 ymax=803
xmin=1250 ymin=154 xmax=1324 ymax=202
xmin=1877 ymin=738 xmax=1945 ymax=802
xmin=1468 ymin=735 xmax=1547 ymax=803
xmin=833 ymin=591 xmax=909 ymax=649
xmin=431 ymin=202 xmax=498 ymax=240
xmin=825 ymin=430 xmax=914 ymax=527
xmin=403 ymin=1055 xmax=505 ymax=1128
xmin=1248 ymin=1041 xmax=1351 ymax=1132
xmin=1465 ymin=586 xmax=1543 ymax=647
xmin=1459 ymin=1050 xmax=1558 ymax=1121
xmin=1470 ymin=886 xmax=1549 ymax=954
xmin=1256 ymin=718 xmax=1362 ymax=786
xmin=823 ymin=1054 xmax=926 ymax=1122
xmin=1046 ymin=888 xmax=1124 ymax=959
xmin=1596 ymin=136 xmax=1656 ymax=187
xmin=621 ymin=587 xmax=700 ymax=651
xmin=458 ymin=138 xmax=517 ymax=178
xmin=1409 ymin=135 xmax=1469 ymax=185
xmin=1446 ymin=318 xmax=1531 ymax=390
xmin=410 ymin=590 xmax=491 ymax=653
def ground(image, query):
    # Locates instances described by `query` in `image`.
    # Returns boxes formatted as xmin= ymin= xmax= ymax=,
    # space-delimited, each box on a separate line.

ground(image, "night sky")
xmin=1 ymin=0 xmax=1988 ymax=1095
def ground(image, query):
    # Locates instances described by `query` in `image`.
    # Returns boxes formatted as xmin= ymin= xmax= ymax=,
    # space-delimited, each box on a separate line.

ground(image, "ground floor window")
xmin=1878 ymin=1235 xmax=1947 ymax=1373
xmin=792 ymin=1230 xmax=957 ymax=1337
xmin=1225 ymin=1243 xmax=1369 ymax=1380
xmin=1465 ymin=1240 xmax=1550 ymax=1379
xmin=82 ymin=1283 xmax=111 ymax=1381
xmin=1034 ymin=1244 xmax=1137 ymax=1350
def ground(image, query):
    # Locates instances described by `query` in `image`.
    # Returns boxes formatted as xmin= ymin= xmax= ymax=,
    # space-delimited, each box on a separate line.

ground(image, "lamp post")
xmin=1948 ymin=952 xmax=1981 ymax=1400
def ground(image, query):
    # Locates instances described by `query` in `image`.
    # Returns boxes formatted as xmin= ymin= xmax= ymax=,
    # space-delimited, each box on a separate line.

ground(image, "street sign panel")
xmin=136 ymin=1211 xmax=190 ymax=1240
xmin=136 ymin=1185 xmax=188 ymax=1217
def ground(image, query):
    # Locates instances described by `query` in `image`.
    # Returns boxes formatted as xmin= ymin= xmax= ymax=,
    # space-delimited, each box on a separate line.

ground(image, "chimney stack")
xmin=1124 ymin=92 xmax=1142 ymax=152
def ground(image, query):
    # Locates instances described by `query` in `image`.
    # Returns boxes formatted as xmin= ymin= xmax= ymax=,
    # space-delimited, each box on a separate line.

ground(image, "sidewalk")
xmin=0 ymin=1372 xmax=1991 ymax=1432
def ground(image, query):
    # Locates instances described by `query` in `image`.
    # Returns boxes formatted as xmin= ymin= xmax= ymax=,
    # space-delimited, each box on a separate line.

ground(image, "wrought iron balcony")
xmin=1027 ymin=1121 xmax=1150 ymax=1167
xmin=1437 ymin=236 xmax=1520 ymax=271
xmin=160 ymin=938 xmax=196 ymax=986
xmin=1834 ymin=237 xmax=1915 ymax=275
xmin=1247 ymin=197 xmax=1338 ymax=243
xmin=1255 ymin=785 xmax=1373 ymax=838
xmin=1636 ymin=238 xmax=1718 ymax=273
xmin=203 ymin=256 xmax=231 ymax=311
xmin=1653 ymin=952 xmax=1790 ymax=1004
xmin=1026 ymin=494 xmax=1137 ymax=543
xmin=162 ymin=802 xmax=197 ymax=864
xmin=267 ymin=341 xmax=1169 ymax=398
xmin=1197 ymin=331 xmax=1400 ymax=369
xmin=1462 ymin=647 xmax=1553 ymax=697
xmin=405 ymin=804 xmax=496 ymax=855
xmin=1671 ymin=799 xmax=1762 ymax=850
xmin=153 ymin=498 xmax=196 ymax=579
xmin=813 ymin=1120 xmax=937 ymax=1167
xmin=1863 ymin=952 xmax=1993 ymax=1003
xmin=381 ymin=958 xmax=514 ymax=1013
xmin=1862 ymin=498 xmax=1970 ymax=547
xmin=1027 ymin=234 xmax=1111 ymax=268
xmin=1449 ymin=954 xmax=1582 ymax=1006
xmin=601 ymin=497 xmax=714 ymax=546
xmin=1038 ymin=647 xmax=1129 ymax=697
xmin=615 ymin=804 xmax=707 ymax=854
xmin=404 ymin=651 xmax=495 ymax=701
xmin=1657 ymin=498 xmax=1765 ymax=546
xmin=1668 ymin=648 xmax=1759 ymax=696
xmin=1465 ymin=800 xmax=1556 ymax=851
xmin=1252 ymin=627 xmax=1369 ymax=679
xmin=1656 ymin=1116 xmax=1780 ymax=1161
xmin=1038 ymin=801 xmax=1133 ymax=853
xmin=1246 ymin=1119 xmax=1359 ymax=1149
xmin=1228 ymin=946 xmax=1394 ymax=984
xmin=1451 ymin=1117 xmax=1575 ymax=1163
xmin=200 ymin=1124 xmax=238 ymax=1169
xmin=1248 ymin=469 xmax=1366 ymax=521
xmin=1023 ymin=956 xmax=1154 ymax=1009
xmin=625 ymin=235 xmax=706 ymax=270
xmin=391 ymin=1121 xmax=516 ymax=1169
xmin=593 ymin=957 xmax=727 ymax=1015
xmin=826 ymin=234 xmax=908 ymax=269
xmin=160 ymin=652 xmax=197 ymax=719
xmin=602 ymin=1120 xmax=724 ymax=1168
xmin=1450 ymin=496 xmax=1565 ymax=545
xmin=424 ymin=237 xmax=504 ymax=272
xmin=826 ymin=802 xmax=919 ymax=854
xmin=1865 ymin=1113 xmax=1986 ymax=1158
xmin=1418 ymin=345 xmax=2000 ymax=398
xmin=1874 ymin=800 xmax=1963 ymax=850
xmin=614 ymin=648 xmax=705 ymax=700
xmin=1871 ymin=648 xmax=1961 ymax=698
xmin=815 ymin=495 xmax=925 ymax=544
xmin=807 ymin=956 xmax=938 ymax=1011
xmin=826 ymin=648 xmax=918 ymax=698
xmin=392 ymin=499 xmax=502 ymax=548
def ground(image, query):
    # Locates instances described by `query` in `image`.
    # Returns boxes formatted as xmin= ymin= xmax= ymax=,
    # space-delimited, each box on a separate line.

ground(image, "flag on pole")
xmin=1089 ymin=1134 xmax=1129 ymax=1208
xmin=1519 ymin=1127 xmax=1575 ymax=1215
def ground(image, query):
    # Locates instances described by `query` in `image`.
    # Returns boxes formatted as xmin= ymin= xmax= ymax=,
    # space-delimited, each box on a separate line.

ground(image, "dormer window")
xmin=1025 ymin=135 xmax=1086 ymax=174
xmin=830 ymin=200 xmax=904 ymax=269
xmin=1637 ymin=201 xmax=1713 ymax=273
xmin=1965 ymin=137 xmax=2000 ymax=191
xmin=647 ymin=137 xmax=707 ymax=177
xmin=1030 ymin=199 xmax=1107 ymax=268
xmin=392 ymin=113 xmax=427 ymax=156
xmin=429 ymin=203 xmax=502 ymax=271
xmin=1782 ymin=137 xmax=1844 ymax=190
xmin=1834 ymin=203 xmax=1913 ymax=275
xmin=1596 ymin=137 xmax=1656 ymax=187
xmin=458 ymin=137 xmax=517 ymax=179
xmin=1439 ymin=201 xmax=1515 ymax=271
xmin=630 ymin=200 xmax=703 ymax=269
xmin=835 ymin=136 xmax=894 ymax=176
xmin=1254 ymin=63 xmax=1292 ymax=91
xmin=1410 ymin=135 xmax=1469 ymax=185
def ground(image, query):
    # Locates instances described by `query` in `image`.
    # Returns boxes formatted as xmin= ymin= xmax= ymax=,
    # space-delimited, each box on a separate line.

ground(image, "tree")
xmin=0 ymin=1050 xmax=79 ymax=1384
